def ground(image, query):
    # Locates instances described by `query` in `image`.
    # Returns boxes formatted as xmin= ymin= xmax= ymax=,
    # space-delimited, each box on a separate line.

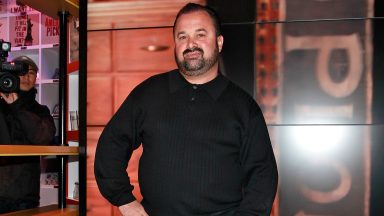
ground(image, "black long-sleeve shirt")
xmin=95 ymin=70 xmax=278 ymax=216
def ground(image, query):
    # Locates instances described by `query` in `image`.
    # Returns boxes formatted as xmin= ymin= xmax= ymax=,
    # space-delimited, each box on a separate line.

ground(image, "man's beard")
xmin=176 ymin=45 xmax=219 ymax=77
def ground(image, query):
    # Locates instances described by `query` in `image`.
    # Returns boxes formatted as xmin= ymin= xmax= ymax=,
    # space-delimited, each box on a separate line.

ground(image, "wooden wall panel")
xmin=88 ymin=0 xmax=206 ymax=30
xmin=87 ymin=181 xmax=113 ymax=216
xmin=87 ymin=126 xmax=143 ymax=214
xmin=87 ymin=127 xmax=103 ymax=181
xmin=88 ymin=31 xmax=112 ymax=73
xmin=113 ymin=73 xmax=158 ymax=111
xmin=113 ymin=28 xmax=176 ymax=72
xmin=112 ymin=206 xmax=122 ymax=216
xmin=87 ymin=16 xmax=178 ymax=216
xmin=87 ymin=76 xmax=113 ymax=125
xmin=128 ymin=146 xmax=143 ymax=201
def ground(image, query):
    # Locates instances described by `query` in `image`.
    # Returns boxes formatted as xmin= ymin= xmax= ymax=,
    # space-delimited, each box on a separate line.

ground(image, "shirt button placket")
xmin=191 ymin=85 xmax=197 ymax=101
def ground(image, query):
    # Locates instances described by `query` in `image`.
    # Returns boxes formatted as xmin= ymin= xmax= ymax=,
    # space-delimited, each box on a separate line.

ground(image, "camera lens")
xmin=2 ymin=77 xmax=13 ymax=88
xmin=0 ymin=73 xmax=17 ymax=92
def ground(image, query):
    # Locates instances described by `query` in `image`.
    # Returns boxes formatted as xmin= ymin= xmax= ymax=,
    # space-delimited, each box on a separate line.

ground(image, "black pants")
xmin=0 ymin=110 xmax=10 ymax=144
xmin=0 ymin=200 xmax=38 ymax=214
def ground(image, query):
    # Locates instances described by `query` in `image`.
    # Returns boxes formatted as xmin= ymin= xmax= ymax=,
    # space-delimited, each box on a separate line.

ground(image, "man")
xmin=0 ymin=56 xmax=56 ymax=213
xmin=95 ymin=3 xmax=278 ymax=216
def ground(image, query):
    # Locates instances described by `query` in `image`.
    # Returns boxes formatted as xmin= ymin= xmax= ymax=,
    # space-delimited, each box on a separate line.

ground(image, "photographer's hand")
xmin=0 ymin=92 xmax=18 ymax=104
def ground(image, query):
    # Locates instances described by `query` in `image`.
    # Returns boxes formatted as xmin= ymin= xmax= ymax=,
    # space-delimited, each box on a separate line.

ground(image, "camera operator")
xmin=0 ymin=56 xmax=56 ymax=213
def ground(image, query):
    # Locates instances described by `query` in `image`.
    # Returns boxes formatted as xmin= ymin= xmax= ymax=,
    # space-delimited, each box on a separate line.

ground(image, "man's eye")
xmin=197 ymin=34 xmax=206 ymax=38
xmin=178 ymin=35 xmax=187 ymax=40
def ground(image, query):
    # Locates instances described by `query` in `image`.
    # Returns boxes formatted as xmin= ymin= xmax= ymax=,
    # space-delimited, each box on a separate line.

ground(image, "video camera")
xmin=0 ymin=40 xmax=29 ymax=93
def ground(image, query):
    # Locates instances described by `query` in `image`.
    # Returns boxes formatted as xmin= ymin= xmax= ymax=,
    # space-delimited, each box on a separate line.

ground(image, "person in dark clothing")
xmin=0 ymin=56 xmax=56 ymax=213
xmin=95 ymin=3 xmax=278 ymax=216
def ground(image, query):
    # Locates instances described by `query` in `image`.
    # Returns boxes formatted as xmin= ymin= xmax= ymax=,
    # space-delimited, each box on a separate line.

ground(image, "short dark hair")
xmin=173 ymin=3 xmax=222 ymax=37
xmin=12 ymin=55 xmax=38 ymax=73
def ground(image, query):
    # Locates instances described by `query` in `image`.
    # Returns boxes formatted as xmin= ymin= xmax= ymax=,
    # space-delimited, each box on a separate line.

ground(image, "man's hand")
xmin=119 ymin=200 xmax=149 ymax=216
xmin=0 ymin=92 xmax=18 ymax=104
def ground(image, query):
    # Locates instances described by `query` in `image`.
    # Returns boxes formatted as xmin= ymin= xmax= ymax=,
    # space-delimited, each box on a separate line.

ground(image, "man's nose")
xmin=186 ymin=37 xmax=197 ymax=49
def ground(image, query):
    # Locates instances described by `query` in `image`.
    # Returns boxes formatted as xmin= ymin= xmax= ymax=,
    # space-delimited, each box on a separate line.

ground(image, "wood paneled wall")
xmin=87 ymin=27 xmax=176 ymax=215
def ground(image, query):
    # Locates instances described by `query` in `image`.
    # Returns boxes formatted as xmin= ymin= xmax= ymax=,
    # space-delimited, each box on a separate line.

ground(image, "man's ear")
xmin=217 ymin=35 xmax=224 ymax=52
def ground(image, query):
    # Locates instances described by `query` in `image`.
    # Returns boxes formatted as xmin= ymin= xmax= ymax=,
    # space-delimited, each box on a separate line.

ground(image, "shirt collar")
xmin=169 ymin=69 xmax=229 ymax=100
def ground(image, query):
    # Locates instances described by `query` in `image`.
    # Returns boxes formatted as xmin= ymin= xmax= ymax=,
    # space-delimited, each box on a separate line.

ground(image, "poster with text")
xmin=9 ymin=13 xmax=39 ymax=47
xmin=41 ymin=14 xmax=59 ymax=45
xmin=279 ymin=0 xmax=372 ymax=215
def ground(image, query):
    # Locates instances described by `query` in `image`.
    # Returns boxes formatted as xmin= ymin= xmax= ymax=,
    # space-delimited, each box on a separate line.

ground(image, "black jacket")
xmin=0 ymin=88 xmax=56 ymax=205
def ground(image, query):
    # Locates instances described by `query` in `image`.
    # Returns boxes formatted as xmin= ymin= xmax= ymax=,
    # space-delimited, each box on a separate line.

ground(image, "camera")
xmin=0 ymin=40 xmax=29 ymax=93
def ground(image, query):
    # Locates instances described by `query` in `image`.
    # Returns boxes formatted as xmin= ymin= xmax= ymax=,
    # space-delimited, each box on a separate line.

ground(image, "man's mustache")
xmin=183 ymin=47 xmax=204 ymax=55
